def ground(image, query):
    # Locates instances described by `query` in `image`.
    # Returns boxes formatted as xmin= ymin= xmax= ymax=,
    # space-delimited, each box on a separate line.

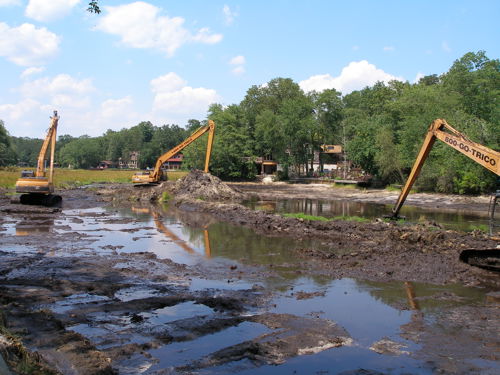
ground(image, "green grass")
xmin=0 ymin=168 xmax=188 ymax=189
xmin=332 ymin=215 xmax=370 ymax=223
xmin=282 ymin=213 xmax=331 ymax=221
xmin=468 ymin=224 xmax=489 ymax=232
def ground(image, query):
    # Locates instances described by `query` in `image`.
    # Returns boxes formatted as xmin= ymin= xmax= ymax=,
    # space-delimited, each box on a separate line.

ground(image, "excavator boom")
xmin=391 ymin=119 xmax=499 ymax=218
xmin=132 ymin=120 xmax=215 ymax=185
xmin=15 ymin=111 xmax=62 ymax=206
xmin=389 ymin=119 xmax=500 ymax=271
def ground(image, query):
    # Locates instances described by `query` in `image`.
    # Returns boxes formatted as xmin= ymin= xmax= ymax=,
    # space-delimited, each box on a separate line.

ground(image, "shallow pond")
xmin=2 ymin=203 xmax=498 ymax=374
xmin=244 ymin=197 xmax=495 ymax=233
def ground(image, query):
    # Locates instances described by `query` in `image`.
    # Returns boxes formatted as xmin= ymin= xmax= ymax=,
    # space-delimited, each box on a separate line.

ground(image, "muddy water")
xmin=244 ymin=198 xmax=493 ymax=232
xmin=3 ymin=204 xmax=499 ymax=374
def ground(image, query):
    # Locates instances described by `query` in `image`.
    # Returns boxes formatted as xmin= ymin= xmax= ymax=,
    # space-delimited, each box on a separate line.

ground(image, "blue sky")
xmin=0 ymin=0 xmax=498 ymax=138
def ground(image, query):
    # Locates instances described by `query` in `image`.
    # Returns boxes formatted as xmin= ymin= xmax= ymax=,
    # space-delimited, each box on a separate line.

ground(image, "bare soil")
xmin=0 ymin=172 xmax=498 ymax=374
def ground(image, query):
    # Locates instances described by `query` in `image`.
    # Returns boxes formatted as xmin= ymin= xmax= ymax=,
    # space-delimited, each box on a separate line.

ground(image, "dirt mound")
xmin=171 ymin=170 xmax=245 ymax=201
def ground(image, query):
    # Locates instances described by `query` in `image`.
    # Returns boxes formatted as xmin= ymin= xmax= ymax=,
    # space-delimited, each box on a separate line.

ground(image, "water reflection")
xmin=244 ymin=198 xmax=492 ymax=232
xmin=131 ymin=206 xmax=211 ymax=257
xmin=15 ymin=217 xmax=54 ymax=236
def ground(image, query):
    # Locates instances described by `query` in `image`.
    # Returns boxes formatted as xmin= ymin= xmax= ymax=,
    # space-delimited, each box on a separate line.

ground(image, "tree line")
xmin=1 ymin=51 xmax=498 ymax=194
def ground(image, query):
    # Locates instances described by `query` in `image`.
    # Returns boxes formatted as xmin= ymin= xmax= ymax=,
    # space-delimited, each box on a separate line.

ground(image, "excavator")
xmin=15 ymin=111 xmax=62 ymax=206
xmin=389 ymin=118 xmax=500 ymax=271
xmin=132 ymin=120 xmax=215 ymax=185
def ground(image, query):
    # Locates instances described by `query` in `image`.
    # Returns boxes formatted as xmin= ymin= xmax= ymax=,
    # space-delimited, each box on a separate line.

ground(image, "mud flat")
xmin=0 ymin=173 xmax=499 ymax=374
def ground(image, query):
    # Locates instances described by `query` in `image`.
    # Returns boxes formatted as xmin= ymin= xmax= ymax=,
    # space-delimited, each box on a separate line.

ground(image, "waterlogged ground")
xmin=0 ymin=185 xmax=499 ymax=374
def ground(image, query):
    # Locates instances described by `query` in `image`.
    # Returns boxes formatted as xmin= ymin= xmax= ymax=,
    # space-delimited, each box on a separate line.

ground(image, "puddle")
xmin=244 ymin=198 xmax=492 ymax=232
xmin=48 ymin=293 xmax=111 ymax=314
xmin=147 ymin=321 xmax=271 ymax=371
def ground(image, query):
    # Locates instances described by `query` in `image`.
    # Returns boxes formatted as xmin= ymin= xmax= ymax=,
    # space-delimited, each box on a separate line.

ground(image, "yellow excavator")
xmin=389 ymin=118 xmax=500 ymax=270
xmin=15 ymin=111 xmax=62 ymax=206
xmin=132 ymin=120 xmax=215 ymax=185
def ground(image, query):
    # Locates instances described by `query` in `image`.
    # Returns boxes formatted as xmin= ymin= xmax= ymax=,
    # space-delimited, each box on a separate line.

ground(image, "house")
xmin=255 ymin=155 xmax=278 ymax=175
xmin=128 ymin=151 xmax=140 ymax=169
xmin=97 ymin=160 xmax=115 ymax=169
xmin=163 ymin=153 xmax=183 ymax=170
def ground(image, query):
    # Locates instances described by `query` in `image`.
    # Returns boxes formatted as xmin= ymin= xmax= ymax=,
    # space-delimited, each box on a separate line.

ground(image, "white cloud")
xmin=229 ymin=55 xmax=245 ymax=75
xmin=231 ymin=66 xmax=245 ymax=75
xmin=223 ymin=4 xmax=238 ymax=25
xmin=25 ymin=0 xmax=80 ymax=22
xmin=101 ymin=96 xmax=134 ymax=118
xmin=151 ymin=72 xmax=219 ymax=117
xmin=20 ymin=66 xmax=45 ymax=79
xmin=20 ymin=74 xmax=95 ymax=100
xmin=413 ymin=72 xmax=425 ymax=84
xmin=3 ymin=74 xmax=96 ymax=133
xmin=0 ymin=23 xmax=60 ymax=66
xmin=0 ymin=0 xmax=21 ymax=6
xmin=229 ymin=55 xmax=245 ymax=65
xmin=299 ymin=60 xmax=403 ymax=94
xmin=0 ymin=98 xmax=40 ymax=122
xmin=442 ymin=41 xmax=451 ymax=53
xmin=96 ymin=1 xmax=222 ymax=57
xmin=151 ymin=72 xmax=187 ymax=93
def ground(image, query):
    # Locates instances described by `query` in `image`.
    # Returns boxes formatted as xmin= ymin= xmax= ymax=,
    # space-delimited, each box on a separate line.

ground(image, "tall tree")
xmin=0 ymin=120 xmax=16 ymax=166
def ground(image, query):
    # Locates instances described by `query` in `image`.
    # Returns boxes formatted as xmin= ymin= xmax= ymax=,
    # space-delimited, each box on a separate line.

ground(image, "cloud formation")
xmin=299 ymin=60 xmax=403 ymax=94
xmin=0 ymin=22 xmax=60 ymax=66
xmin=223 ymin=4 xmax=238 ymax=25
xmin=229 ymin=55 xmax=245 ymax=75
xmin=20 ymin=66 xmax=45 ymax=79
xmin=151 ymin=72 xmax=219 ymax=117
xmin=96 ymin=1 xmax=222 ymax=57
xmin=0 ymin=0 xmax=21 ymax=6
xmin=25 ymin=0 xmax=80 ymax=22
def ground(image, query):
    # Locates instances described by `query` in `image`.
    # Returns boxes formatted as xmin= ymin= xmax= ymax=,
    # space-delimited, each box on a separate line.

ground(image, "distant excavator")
xmin=132 ymin=120 xmax=215 ymax=185
xmin=389 ymin=118 xmax=500 ymax=271
xmin=15 ymin=111 xmax=62 ymax=206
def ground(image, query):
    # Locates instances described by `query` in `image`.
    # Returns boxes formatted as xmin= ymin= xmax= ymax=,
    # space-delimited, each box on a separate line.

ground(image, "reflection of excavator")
xmin=15 ymin=111 xmax=62 ymax=206
xmin=389 ymin=119 xmax=500 ymax=271
xmin=132 ymin=120 xmax=215 ymax=185
xmin=131 ymin=206 xmax=211 ymax=257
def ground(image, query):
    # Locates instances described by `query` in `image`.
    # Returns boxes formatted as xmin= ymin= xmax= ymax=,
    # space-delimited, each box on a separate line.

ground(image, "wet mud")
xmin=0 ymin=174 xmax=499 ymax=374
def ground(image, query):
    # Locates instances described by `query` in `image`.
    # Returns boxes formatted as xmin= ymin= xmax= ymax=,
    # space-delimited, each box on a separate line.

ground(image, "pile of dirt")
xmin=171 ymin=170 xmax=246 ymax=202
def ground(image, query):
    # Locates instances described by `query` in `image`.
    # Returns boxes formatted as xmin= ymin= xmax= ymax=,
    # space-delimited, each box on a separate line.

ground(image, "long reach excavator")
xmin=389 ymin=118 xmax=500 ymax=271
xmin=15 ymin=111 xmax=62 ymax=206
xmin=132 ymin=120 xmax=215 ymax=185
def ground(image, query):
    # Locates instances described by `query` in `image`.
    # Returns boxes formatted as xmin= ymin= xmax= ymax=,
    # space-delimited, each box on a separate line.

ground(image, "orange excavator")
xmin=389 ymin=118 xmax=500 ymax=270
xmin=132 ymin=120 xmax=215 ymax=185
xmin=15 ymin=111 xmax=62 ymax=206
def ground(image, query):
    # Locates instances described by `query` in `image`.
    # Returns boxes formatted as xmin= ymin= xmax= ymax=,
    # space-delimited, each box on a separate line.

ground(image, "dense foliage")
xmin=2 ymin=51 xmax=499 ymax=194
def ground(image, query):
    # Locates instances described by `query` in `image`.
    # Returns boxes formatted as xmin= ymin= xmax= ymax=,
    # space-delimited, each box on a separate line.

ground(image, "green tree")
xmin=0 ymin=120 xmax=17 ymax=166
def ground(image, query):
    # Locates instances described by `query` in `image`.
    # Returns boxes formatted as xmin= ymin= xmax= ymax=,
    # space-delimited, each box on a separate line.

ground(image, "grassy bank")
xmin=0 ymin=168 xmax=188 ymax=189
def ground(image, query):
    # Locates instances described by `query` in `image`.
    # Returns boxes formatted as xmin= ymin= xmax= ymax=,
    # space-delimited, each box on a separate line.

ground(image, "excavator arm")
xmin=132 ymin=120 xmax=215 ymax=184
xmin=391 ymin=119 xmax=499 ymax=218
xmin=35 ymin=111 xmax=59 ymax=178
xmin=15 ymin=111 xmax=62 ymax=206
